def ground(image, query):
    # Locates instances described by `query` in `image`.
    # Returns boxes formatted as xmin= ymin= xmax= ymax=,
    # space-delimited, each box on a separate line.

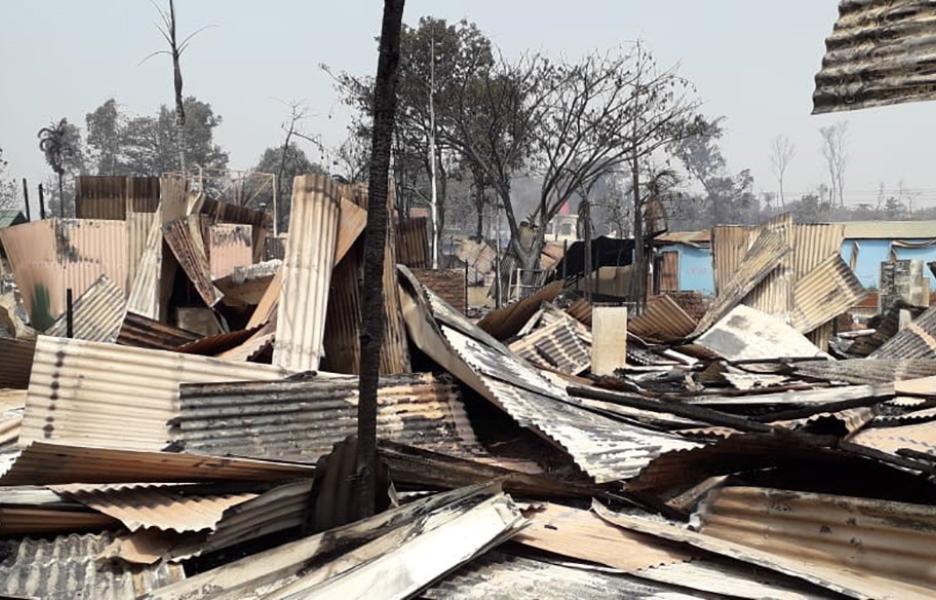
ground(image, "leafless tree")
xmin=357 ymin=0 xmax=405 ymax=519
xmin=769 ymin=134 xmax=795 ymax=208
xmin=819 ymin=121 xmax=848 ymax=208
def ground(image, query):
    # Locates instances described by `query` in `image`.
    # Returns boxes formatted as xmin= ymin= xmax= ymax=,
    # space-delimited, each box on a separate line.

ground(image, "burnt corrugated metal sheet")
xmin=695 ymin=229 xmax=791 ymax=335
xmin=795 ymin=358 xmax=936 ymax=384
xmin=508 ymin=319 xmax=591 ymax=374
xmin=790 ymin=254 xmax=866 ymax=333
xmin=20 ymin=336 xmax=290 ymax=451
xmin=813 ymin=0 xmax=936 ymax=114
xmin=629 ymin=294 xmax=697 ymax=342
xmin=872 ymin=304 xmax=936 ymax=359
xmin=127 ymin=211 xmax=157 ymax=289
xmin=745 ymin=214 xmax=795 ymax=317
xmin=335 ymin=197 xmax=367 ymax=264
xmin=478 ymin=280 xmax=564 ymax=341
xmin=711 ymin=225 xmax=756 ymax=296
xmin=117 ymin=311 xmax=201 ymax=350
xmin=0 ymin=441 xmax=314 ymax=485
xmin=399 ymin=267 xmax=699 ymax=483
xmin=199 ymin=197 xmax=271 ymax=263
xmin=397 ymin=217 xmax=431 ymax=268
xmin=0 ymin=531 xmax=184 ymax=600
xmin=174 ymin=326 xmax=261 ymax=356
xmin=206 ymin=223 xmax=253 ymax=280
xmin=424 ymin=551 xmax=700 ymax=600
xmin=172 ymin=373 xmax=477 ymax=463
xmin=164 ymin=217 xmax=223 ymax=307
xmin=566 ymin=297 xmax=592 ymax=326
xmin=793 ymin=223 xmax=845 ymax=278
xmin=697 ymin=486 xmax=936 ymax=599
xmin=75 ymin=176 xmax=160 ymax=219
xmin=696 ymin=304 xmax=824 ymax=361
xmin=45 ymin=274 xmax=125 ymax=342
xmin=273 ymin=174 xmax=340 ymax=372
xmin=126 ymin=213 xmax=163 ymax=319
xmin=0 ymin=337 xmax=35 ymax=389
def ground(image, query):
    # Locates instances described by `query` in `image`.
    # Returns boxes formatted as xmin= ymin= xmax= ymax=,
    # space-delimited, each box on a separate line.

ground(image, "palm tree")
xmin=38 ymin=118 xmax=82 ymax=217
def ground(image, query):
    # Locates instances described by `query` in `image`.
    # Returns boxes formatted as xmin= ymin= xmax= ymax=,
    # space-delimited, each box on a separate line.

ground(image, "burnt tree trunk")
xmin=356 ymin=0 xmax=405 ymax=519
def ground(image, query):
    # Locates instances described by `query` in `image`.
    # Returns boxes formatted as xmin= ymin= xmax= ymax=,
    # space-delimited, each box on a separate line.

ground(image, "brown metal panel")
xmin=477 ymin=281 xmax=564 ymax=341
xmin=628 ymin=294 xmax=697 ymax=342
xmin=814 ymin=0 xmax=936 ymax=114
xmin=658 ymin=250 xmax=678 ymax=292
xmin=711 ymin=225 xmax=756 ymax=296
xmin=872 ymin=304 xmax=936 ymax=359
xmin=163 ymin=216 xmax=223 ymax=307
xmin=206 ymin=223 xmax=253 ymax=280
xmin=0 ymin=337 xmax=35 ymax=389
xmin=745 ymin=214 xmax=795 ymax=316
xmin=75 ymin=175 xmax=127 ymax=220
xmin=790 ymin=254 xmax=866 ymax=333
xmin=45 ymin=274 xmax=125 ymax=342
xmin=397 ymin=217 xmax=431 ymax=268
xmin=117 ymin=311 xmax=201 ymax=350
xmin=409 ymin=268 xmax=467 ymax=313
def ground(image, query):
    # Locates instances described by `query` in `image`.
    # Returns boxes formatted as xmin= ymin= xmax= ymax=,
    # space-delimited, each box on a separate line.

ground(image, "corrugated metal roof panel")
xmin=207 ymin=223 xmax=253 ymax=280
xmin=273 ymin=174 xmax=340 ymax=372
xmin=711 ymin=225 xmax=756 ymax=296
xmin=164 ymin=216 xmax=223 ymax=307
xmin=814 ymin=0 xmax=936 ymax=114
xmin=45 ymin=274 xmax=126 ymax=342
xmin=397 ymin=217 xmax=431 ymax=268
xmin=127 ymin=211 xmax=157 ymax=290
xmin=0 ymin=337 xmax=34 ymax=389
xmin=335 ymin=197 xmax=367 ymax=264
xmin=746 ymin=214 xmax=795 ymax=317
xmin=508 ymin=319 xmax=590 ymax=374
xmin=872 ymin=305 xmax=936 ymax=359
xmin=20 ymin=336 xmax=290 ymax=451
xmin=565 ymin=297 xmax=592 ymax=326
xmin=790 ymin=254 xmax=866 ymax=333
xmin=0 ymin=441 xmax=314 ymax=485
xmin=697 ymin=486 xmax=936 ymax=599
xmin=841 ymin=220 xmax=936 ymax=239
xmin=793 ymin=223 xmax=845 ymax=278
xmin=796 ymin=358 xmax=936 ymax=384
xmin=400 ymin=268 xmax=699 ymax=483
xmin=628 ymin=294 xmax=697 ymax=342
xmin=172 ymin=372 xmax=478 ymax=462
xmin=696 ymin=305 xmax=824 ymax=361
xmin=478 ymin=281 xmax=564 ymax=341
xmin=126 ymin=213 xmax=163 ymax=319
xmin=117 ymin=311 xmax=201 ymax=350
xmin=75 ymin=175 xmax=127 ymax=220
xmin=0 ymin=532 xmax=184 ymax=600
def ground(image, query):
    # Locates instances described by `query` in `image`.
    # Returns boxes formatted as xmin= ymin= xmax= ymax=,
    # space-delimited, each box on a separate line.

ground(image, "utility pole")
xmin=22 ymin=179 xmax=31 ymax=221
xmin=428 ymin=34 xmax=439 ymax=269
xmin=356 ymin=0 xmax=405 ymax=519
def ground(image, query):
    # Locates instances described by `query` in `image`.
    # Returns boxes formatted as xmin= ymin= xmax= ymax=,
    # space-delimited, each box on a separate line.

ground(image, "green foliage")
xmin=252 ymin=143 xmax=324 ymax=232
xmin=29 ymin=284 xmax=54 ymax=332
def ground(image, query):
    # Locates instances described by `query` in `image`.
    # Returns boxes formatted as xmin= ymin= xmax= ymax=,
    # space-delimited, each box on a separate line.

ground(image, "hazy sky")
xmin=4 ymin=1 xmax=936 ymax=208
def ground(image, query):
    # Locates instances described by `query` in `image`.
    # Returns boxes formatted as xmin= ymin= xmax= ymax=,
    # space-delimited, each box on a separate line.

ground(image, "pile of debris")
xmin=1 ymin=176 xmax=936 ymax=599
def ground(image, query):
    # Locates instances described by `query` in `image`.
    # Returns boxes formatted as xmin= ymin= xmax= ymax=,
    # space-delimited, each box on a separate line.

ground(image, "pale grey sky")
xmin=3 ymin=1 xmax=936 ymax=207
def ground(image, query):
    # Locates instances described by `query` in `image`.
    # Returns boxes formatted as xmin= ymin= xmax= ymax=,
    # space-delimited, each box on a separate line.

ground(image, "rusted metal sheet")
xmin=696 ymin=304 xmax=824 ymax=361
xmin=873 ymin=305 xmax=936 ymax=359
xmin=117 ymin=311 xmax=201 ymax=350
xmin=0 ymin=531 xmax=184 ymax=600
xmin=695 ymin=229 xmax=791 ymax=335
xmin=45 ymin=274 xmax=125 ymax=342
xmin=790 ymin=254 xmax=866 ymax=333
xmin=746 ymin=214 xmax=795 ymax=317
xmin=0 ymin=441 xmax=313 ymax=486
xmin=335 ymin=197 xmax=367 ymax=264
xmin=478 ymin=280 xmax=564 ymax=341
xmin=143 ymin=484 xmax=522 ymax=600
xmin=796 ymin=358 xmax=936 ymax=384
xmin=397 ymin=217 xmax=431 ymax=268
xmin=0 ymin=337 xmax=35 ymax=389
xmin=711 ymin=225 xmax=757 ymax=296
xmin=174 ymin=326 xmax=261 ymax=356
xmin=127 ymin=211 xmax=157 ymax=289
xmin=126 ymin=213 xmax=163 ymax=319
xmin=793 ymin=223 xmax=845 ymax=278
xmin=456 ymin=237 xmax=497 ymax=284
xmin=656 ymin=249 xmax=679 ymax=292
xmin=0 ymin=492 xmax=119 ymax=536
xmin=173 ymin=373 xmax=477 ymax=463
xmin=164 ymin=216 xmax=223 ymax=307
xmin=199 ymin=197 xmax=270 ymax=263
xmin=566 ymin=297 xmax=592 ymax=326
xmin=273 ymin=174 xmax=340 ymax=372
xmin=410 ymin=267 xmax=467 ymax=313
xmin=206 ymin=223 xmax=253 ymax=280
xmin=399 ymin=267 xmax=699 ymax=483
xmin=697 ymin=486 xmax=936 ymax=599
xmin=75 ymin=176 xmax=160 ymax=219
xmin=851 ymin=419 xmax=936 ymax=458
xmin=509 ymin=319 xmax=591 ymax=374
xmin=813 ymin=0 xmax=936 ymax=114
xmin=20 ymin=336 xmax=290 ymax=451
xmin=628 ymin=294 xmax=697 ymax=342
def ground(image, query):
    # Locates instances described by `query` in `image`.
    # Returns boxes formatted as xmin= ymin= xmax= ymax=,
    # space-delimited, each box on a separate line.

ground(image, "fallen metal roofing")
xmin=21 ymin=336 xmax=289 ymax=450
xmin=745 ymin=214 xmax=795 ymax=318
xmin=141 ymin=484 xmax=521 ymax=600
xmin=206 ymin=223 xmax=253 ymax=280
xmin=695 ymin=304 xmax=825 ymax=361
xmin=711 ymin=225 xmax=756 ymax=296
xmin=397 ymin=216 xmax=431 ymax=268
xmin=399 ymin=267 xmax=699 ymax=483
xmin=423 ymin=551 xmax=702 ymax=600
xmin=813 ymin=0 xmax=936 ymax=114
xmin=0 ymin=337 xmax=35 ymax=389
xmin=0 ymin=485 xmax=120 ymax=535
xmin=164 ymin=216 xmax=223 ymax=307
xmin=172 ymin=372 xmax=478 ymax=462
xmin=0 ymin=442 xmax=314 ymax=485
xmin=173 ymin=326 xmax=261 ymax=356
xmin=478 ymin=280 xmax=564 ymax=341
xmin=117 ymin=311 xmax=201 ymax=350
xmin=850 ymin=420 xmax=936 ymax=458
xmin=335 ymin=197 xmax=367 ymax=264
xmin=696 ymin=486 xmax=936 ymax=599
xmin=795 ymin=358 xmax=936 ymax=384
xmin=126 ymin=212 xmax=163 ymax=319
xmin=872 ymin=305 xmax=936 ymax=359
xmin=508 ymin=318 xmax=591 ymax=374
xmin=695 ymin=229 xmax=791 ymax=335
xmin=790 ymin=254 xmax=866 ymax=333
xmin=628 ymin=294 xmax=697 ymax=342
xmin=44 ymin=274 xmax=125 ymax=342
xmin=565 ymin=296 xmax=592 ymax=326
xmin=0 ymin=531 xmax=184 ymax=600
xmin=273 ymin=174 xmax=340 ymax=372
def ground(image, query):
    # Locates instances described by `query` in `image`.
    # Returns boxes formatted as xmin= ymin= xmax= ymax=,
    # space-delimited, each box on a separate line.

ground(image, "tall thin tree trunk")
xmin=58 ymin=174 xmax=65 ymax=218
xmin=169 ymin=0 xmax=186 ymax=175
xmin=357 ymin=0 xmax=405 ymax=519
xmin=631 ymin=150 xmax=644 ymax=310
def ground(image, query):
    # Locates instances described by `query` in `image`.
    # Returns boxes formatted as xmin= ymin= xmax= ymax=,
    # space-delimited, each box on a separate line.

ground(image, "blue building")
xmin=654 ymin=220 xmax=936 ymax=295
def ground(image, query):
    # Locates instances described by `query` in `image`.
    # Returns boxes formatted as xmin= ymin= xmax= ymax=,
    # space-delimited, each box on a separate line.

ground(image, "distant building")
xmin=544 ymin=214 xmax=579 ymax=243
